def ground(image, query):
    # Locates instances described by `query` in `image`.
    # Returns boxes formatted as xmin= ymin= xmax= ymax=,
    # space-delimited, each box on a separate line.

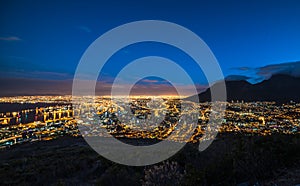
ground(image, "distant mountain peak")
xmin=229 ymin=60 xmax=300 ymax=84
xmin=187 ymin=74 xmax=300 ymax=103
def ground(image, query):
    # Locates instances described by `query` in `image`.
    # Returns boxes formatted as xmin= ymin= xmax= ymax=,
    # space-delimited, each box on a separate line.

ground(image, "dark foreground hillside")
xmin=0 ymin=134 xmax=299 ymax=185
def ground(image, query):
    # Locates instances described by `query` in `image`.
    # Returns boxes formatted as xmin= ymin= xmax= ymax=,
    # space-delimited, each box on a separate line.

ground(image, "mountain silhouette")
xmin=188 ymin=74 xmax=300 ymax=103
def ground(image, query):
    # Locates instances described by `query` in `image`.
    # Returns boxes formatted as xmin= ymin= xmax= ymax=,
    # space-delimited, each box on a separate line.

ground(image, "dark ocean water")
xmin=0 ymin=103 xmax=68 ymax=113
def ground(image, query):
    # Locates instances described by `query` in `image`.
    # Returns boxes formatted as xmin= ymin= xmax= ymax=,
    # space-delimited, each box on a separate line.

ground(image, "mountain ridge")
xmin=187 ymin=74 xmax=300 ymax=103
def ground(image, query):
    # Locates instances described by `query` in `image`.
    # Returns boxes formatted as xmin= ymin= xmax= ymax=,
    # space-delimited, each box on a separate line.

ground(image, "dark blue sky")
xmin=0 ymin=0 xmax=300 ymax=95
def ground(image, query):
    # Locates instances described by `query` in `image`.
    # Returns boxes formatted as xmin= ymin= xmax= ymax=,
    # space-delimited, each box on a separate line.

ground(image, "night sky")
xmin=0 ymin=0 xmax=300 ymax=96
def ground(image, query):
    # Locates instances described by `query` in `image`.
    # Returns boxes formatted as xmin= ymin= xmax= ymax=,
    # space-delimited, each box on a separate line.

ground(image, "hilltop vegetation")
xmin=0 ymin=133 xmax=299 ymax=185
